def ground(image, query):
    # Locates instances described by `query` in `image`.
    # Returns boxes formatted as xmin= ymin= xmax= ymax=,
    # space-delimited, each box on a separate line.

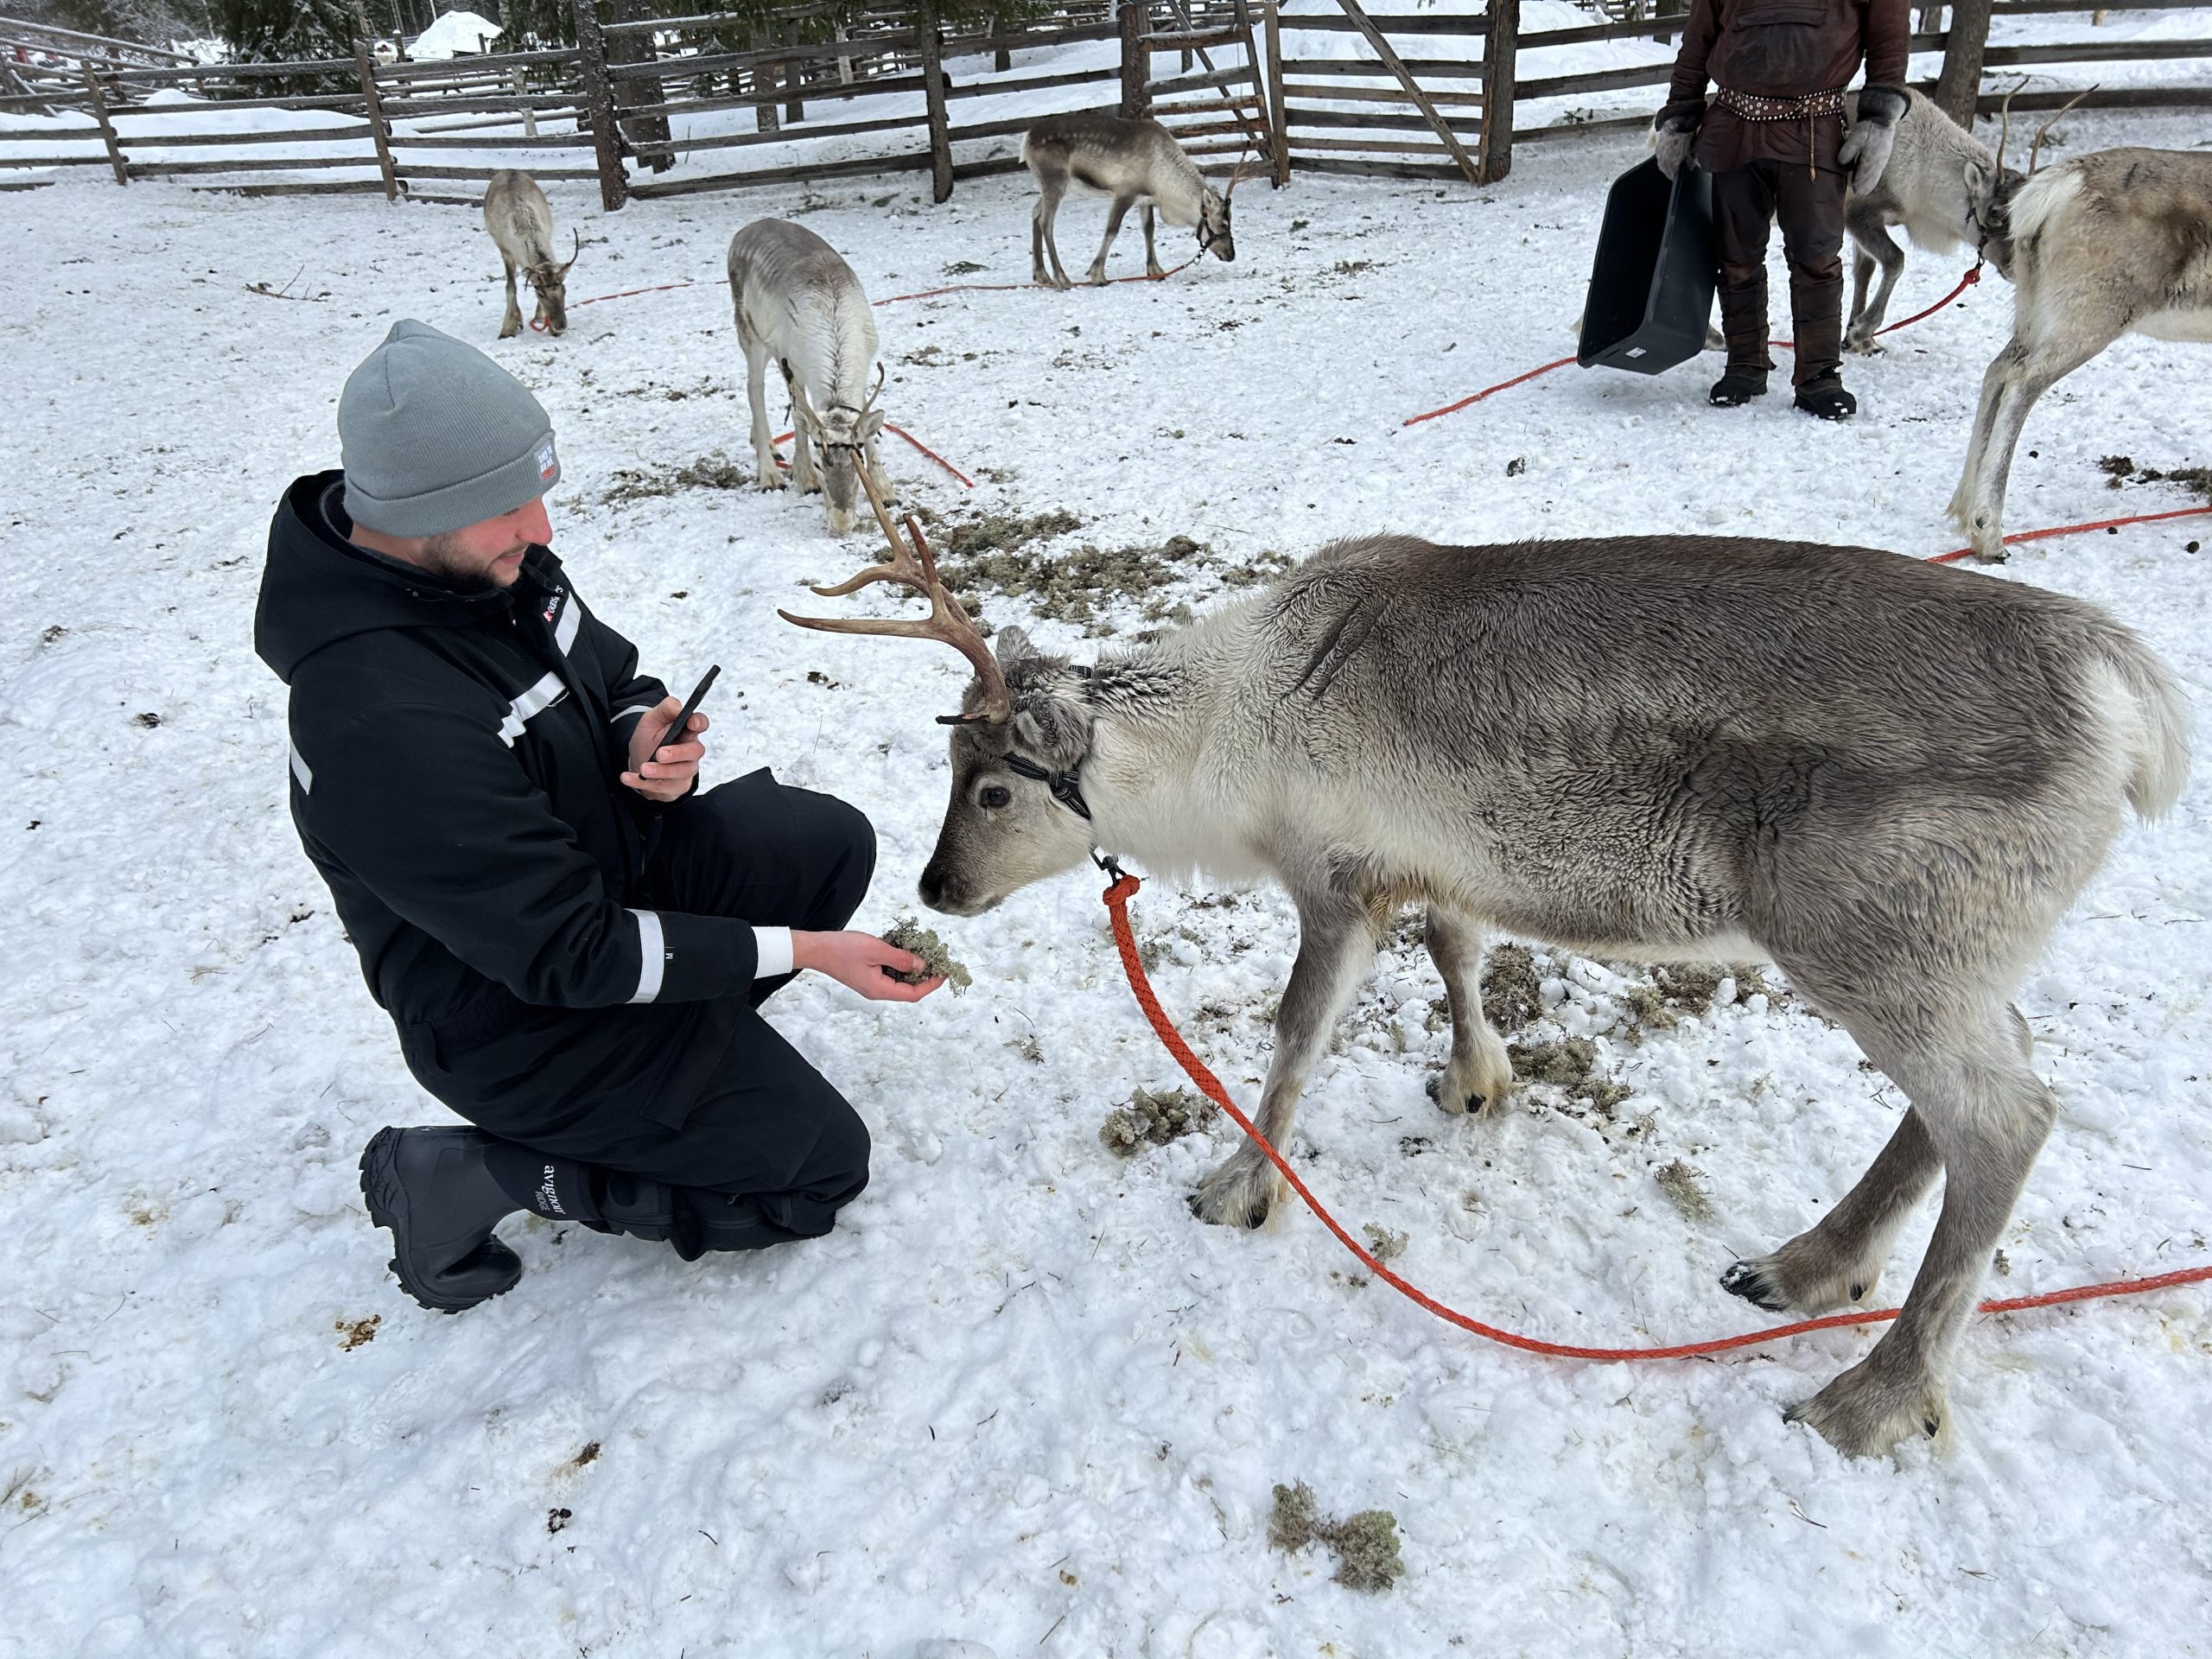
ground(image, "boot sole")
xmin=358 ymin=1128 xmax=521 ymax=1314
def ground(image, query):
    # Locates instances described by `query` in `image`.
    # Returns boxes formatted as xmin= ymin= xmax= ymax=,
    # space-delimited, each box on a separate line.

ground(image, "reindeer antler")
xmin=778 ymin=466 xmax=1013 ymax=724
xmin=1993 ymin=77 xmax=2028 ymax=175
xmin=860 ymin=360 xmax=887 ymax=413
xmin=2028 ymin=85 xmax=2095 ymax=175
xmin=556 ymin=226 xmax=581 ymax=276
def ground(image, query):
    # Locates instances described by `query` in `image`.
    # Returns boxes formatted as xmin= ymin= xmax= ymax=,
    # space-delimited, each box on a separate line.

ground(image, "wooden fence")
xmin=3 ymin=1 xmax=2206 ymax=204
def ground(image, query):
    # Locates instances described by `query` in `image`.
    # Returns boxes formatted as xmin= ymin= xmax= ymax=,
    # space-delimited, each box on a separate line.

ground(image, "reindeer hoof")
xmin=1190 ymin=1155 xmax=1281 ymax=1230
xmin=1843 ymin=334 xmax=1883 ymax=356
xmin=1720 ymin=1259 xmax=1791 ymax=1312
xmin=1785 ymin=1354 xmax=1948 ymax=1459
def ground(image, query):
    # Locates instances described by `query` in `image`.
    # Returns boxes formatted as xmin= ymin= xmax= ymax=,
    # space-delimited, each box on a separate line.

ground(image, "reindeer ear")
xmin=1964 ymin=157 xmax=1993 ymax=200
xmin=1013 ymin=696 xmax=1089 ymax=765
xmin=860 ymin=408 xmax=886 ymax=442
xmin=993 ymin=625 xmax=1035 ymax=665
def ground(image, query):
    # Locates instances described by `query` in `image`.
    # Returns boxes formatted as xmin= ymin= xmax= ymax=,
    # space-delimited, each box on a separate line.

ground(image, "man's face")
xmin=415 ymin=496 xmax=554 ymax=590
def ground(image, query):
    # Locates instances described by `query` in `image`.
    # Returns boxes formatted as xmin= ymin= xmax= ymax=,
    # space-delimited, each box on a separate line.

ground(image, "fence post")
xmin=1265 ymin=1 xmax=1288 ymax=184
xmin=783 ymin=20 xmax=804 ymax=123
xmin=569 ymin=0 xmax=628 ymax=210
xmin=919 ymin=0 xmax=952 ymax=202
xmin=1120 ymin=0 xmax=1147 ymax=118
xmin=753 ymin=22 xmax=779 ymax=133
xmin=80 ymin=63 xmax=128 ymax=186
xmin=609 ymin=0 xmax=671 ymax=172
xmin=1934 ymin=0 xmax=1992 ymax=128
xmin=353 ymin=41 xmax=398 ymax=202
xmin=512 ymin=64 xmax=537 ymax=137
xmin=1478 ymin=0 xmax=1518 ymax=185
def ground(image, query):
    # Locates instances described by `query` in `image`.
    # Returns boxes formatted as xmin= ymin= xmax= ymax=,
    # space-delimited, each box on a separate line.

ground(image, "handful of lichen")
xmin=880 ymin=918 xmax=972 ymax=993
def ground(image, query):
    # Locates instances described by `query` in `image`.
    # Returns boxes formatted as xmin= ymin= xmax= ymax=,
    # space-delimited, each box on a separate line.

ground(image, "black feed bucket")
xmin=1578 ymin=156 xmax=1717 ymax=375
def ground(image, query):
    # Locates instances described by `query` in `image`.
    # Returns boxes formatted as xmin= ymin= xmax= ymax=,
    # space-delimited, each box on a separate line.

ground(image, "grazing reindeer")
xmin=1845 ymin=89 xmax=2021 ymax=351
xmin=1950 ymin=142 xmax=2212 ymax=560
xmin=727 ymin=217 xmax=891 ymax=537
xmin=787 ymin=499 xmax=2190 ymax=1461
xmin=483 ymin=169 xmax=578 ymax=339
xmin=1022 ymin=113 xmax=1235 ymax=289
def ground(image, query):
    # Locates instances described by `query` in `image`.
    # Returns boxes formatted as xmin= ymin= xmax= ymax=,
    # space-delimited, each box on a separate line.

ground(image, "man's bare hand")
xmin=793 ymin=931 xmax=944 ymax=1003
xmin=621 ymin=696 xmax=708 ymax=802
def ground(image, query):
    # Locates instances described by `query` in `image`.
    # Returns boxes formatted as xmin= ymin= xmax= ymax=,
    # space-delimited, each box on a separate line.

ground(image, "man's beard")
xmin=418 ymin=531 xmax=526 ymax=591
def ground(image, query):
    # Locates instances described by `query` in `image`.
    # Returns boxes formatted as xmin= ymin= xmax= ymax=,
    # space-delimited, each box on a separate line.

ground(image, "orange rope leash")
xmin=1929 ymin=503 xmax=2212 ymax=564
xmin=1403 ymin=266 xmax=1982 ymax=428
xmin=1100 ymin=871 xmax=2212 ymax=1361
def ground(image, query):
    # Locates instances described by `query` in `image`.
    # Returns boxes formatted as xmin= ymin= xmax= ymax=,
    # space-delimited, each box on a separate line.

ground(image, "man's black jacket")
xmin=254 ymin=471 xmax=757 ymax=1130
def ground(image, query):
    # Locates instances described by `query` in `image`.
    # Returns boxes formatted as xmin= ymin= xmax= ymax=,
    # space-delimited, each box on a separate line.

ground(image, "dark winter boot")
xmin=359 ymin=1126 xmax=526 ymax=1313
xmin=1793 ymin=372 xmax=1858 ymax=421
xmin=1709 ymin=366 xmax=1770 ymax=406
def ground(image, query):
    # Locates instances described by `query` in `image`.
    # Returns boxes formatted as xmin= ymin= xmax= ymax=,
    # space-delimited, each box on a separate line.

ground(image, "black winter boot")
xmin=1794 ymin=373 xmax=1858 ymax=421
xmin=359 ymin=1126 xmax=525 ymax=1313
xmin=1709 ymin=366 xmax=1770 ymax=406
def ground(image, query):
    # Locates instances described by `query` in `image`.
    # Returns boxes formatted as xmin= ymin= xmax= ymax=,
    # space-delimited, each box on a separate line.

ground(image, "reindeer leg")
xmin=1783 ymin=1001 xmax=2055 ymax=1457
xmin=1844 ymin=215 xmax=1904 ymax=353
xmin=1422 ymin=907 xmax=1514 ymax=1119
xmin=785 ymin=370 xmax=823 ymax=495
xmin=1035 ymin=181 xmax=1073 ymax=290
xmin=499 ymin=258 xmax=522 ymax=339
xmin=1089 ymin=195 xmax=1134 ymax=286
xmin=742 ymin=336 xmax=785 ymax=491
xmin=1143 ymin=202 xmax=1163 ymax=279
xmin=1955 ymin=327 xmax=2107 ymax=559
xmin=1724 ymin=1106 xmax=1942 ymax=1314
xmin=1191 ymin=884 xmax=1376 ymax=1230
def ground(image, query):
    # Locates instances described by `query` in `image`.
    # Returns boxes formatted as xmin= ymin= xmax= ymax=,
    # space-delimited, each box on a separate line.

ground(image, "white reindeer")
xmin=483 ymin=169 xmax=578 ymax=339
xmin=1950 ymin=143 xmax=2212 ymax=559
xmin=1844 ymin=89 xmax=2021 ymax=351
xmin=1022 ymin=112 xmax=1235 ymax=289
xmin=727 ymin=218 xmax=891 ymax=536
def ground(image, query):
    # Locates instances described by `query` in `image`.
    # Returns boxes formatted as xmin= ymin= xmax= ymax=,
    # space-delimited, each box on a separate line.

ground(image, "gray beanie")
xmin=339 ymin=319 xmax=561 ymax=537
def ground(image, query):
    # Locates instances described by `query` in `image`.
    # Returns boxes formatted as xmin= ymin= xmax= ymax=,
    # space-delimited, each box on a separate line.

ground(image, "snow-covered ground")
xmin=3 ymin=96 xmax=2209 ymax=1659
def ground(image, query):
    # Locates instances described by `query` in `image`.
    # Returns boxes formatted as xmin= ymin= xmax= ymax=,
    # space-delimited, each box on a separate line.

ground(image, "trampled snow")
xmin=2 ymin=81 xmax=2209 ymax=1659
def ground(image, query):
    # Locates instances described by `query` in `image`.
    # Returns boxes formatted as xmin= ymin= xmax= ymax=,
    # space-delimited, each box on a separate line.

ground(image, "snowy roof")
xmin=408 ymin=10 xmax=503 ymax=60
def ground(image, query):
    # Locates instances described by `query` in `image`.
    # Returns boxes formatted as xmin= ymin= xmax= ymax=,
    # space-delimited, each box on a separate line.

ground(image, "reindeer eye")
xmin=979 ymin=785 xmax=1011 ymax=810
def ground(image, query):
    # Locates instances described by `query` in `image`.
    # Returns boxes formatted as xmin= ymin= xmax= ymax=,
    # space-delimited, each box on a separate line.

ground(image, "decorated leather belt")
xmin=1715 ymin=85 xmax=1848 ymax=178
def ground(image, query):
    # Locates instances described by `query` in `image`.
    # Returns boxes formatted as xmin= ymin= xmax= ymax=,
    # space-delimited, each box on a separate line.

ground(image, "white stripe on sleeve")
xmin=288 ymin=741 xmax=314 ymax=793
xmin=753 ymin=926 xmax=792 ymax=980
xmin=629 ymin=909 xmax=666 ymax=1004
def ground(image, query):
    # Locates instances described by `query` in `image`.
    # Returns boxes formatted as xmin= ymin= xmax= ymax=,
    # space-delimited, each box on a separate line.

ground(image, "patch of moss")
xmin=1267 ymin=1482 xmax=1404 ymax=1592
xmin=1510 ymin=1036 xmax=1596 ymax=1087
xmin=880 ymin=918 xmax=970 ymax=993
xmin=942 ymin=258 xmax=986 ymax=276
xmin=943 ymin=508 xmax=1084 ymax=559
xmin=1268 ymin=1481 xmax=1322 ymax=1551
xmin=1480 ymin=944 xmax=1543 ymax=1033
xmin=2098 ymin=455 xmax=2212 ymax=502
xmin=599 ymin=451 xmax=750 ymax=505
xmin=1099 ymin=1085 xmax=1215 ymax=1156
xmin=1325 ymin=1510 xmax=1405 ymax=1592
xmin=1655 ymin=1159 xmax=1713 ymax=1223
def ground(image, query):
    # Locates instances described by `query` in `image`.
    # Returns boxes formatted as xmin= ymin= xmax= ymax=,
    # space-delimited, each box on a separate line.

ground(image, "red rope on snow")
xmin=1100 ymin=869 xmax=2212 ymax=1362
xmin=1404 ymin=266 xmax=1983 ymax=429
xmin=1929 ymin=503 xmax=2212 ymax=564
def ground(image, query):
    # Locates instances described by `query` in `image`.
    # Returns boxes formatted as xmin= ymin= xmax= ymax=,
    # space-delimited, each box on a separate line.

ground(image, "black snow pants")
xmin=476 ymin=768 xmax=879 ymax=1261
xmin=1713 ymin=156 xmax=1847 ymax=389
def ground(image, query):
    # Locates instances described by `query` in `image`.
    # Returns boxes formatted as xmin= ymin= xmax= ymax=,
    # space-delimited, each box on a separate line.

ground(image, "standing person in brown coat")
xmin=1653 ymin=0 xmax=1911 ymax=418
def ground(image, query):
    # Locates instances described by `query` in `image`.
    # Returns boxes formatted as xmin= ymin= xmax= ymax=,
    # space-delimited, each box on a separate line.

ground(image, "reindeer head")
xmin=1976 ymin=82 xmax=2094 ymax=279
xmin=528 ymin=229 xmax=580 ymax=336
xmin=1198 ymin=184 xmax=1236 ymax=264
xmin=792 ymin=365 xmax=887 ymax=534
xmin=778 ymin=477 xmax=1098 ymax=914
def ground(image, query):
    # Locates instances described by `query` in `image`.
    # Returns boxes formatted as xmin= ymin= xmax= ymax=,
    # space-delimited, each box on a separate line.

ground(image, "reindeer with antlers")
xmin=484 ymin=170 xmax=579 ymax=339
xmin=785 ymin=474 xmax=2190 ymax=1461
xmin=728 ymin=218 xmax=892 ymax=537
xmin=1949 ymin=96 xmax=2212 ymax=559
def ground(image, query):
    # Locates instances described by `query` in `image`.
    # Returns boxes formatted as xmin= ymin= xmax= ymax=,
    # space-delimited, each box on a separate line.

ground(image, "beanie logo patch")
xmin=536 ymin=439 xmax=557 ymax=482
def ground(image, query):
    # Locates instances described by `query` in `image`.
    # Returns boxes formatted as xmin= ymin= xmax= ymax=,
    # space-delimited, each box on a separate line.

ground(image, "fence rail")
xmin=3 ymin=1 xmax=2207 ymax=203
